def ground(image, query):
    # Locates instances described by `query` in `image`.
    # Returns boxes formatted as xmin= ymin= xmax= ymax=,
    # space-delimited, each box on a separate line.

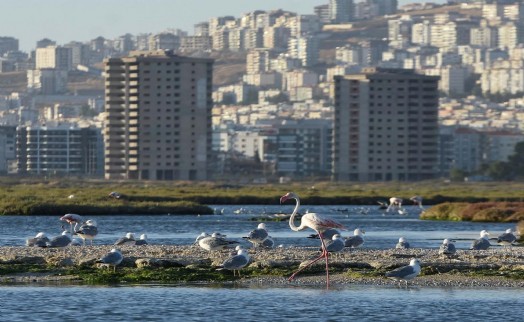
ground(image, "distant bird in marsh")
xmin=386 ymin=197 xmax=403 ymax=213
xmin=410 ymin=196 xmax=424 ymax=209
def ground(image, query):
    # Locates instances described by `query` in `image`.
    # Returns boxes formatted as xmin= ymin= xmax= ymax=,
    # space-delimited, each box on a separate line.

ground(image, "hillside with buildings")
xmin=1 ymin=0 xmax=524 ymax=183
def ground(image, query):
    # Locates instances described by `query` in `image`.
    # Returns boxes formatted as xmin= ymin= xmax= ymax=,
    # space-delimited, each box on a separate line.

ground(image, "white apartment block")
xmin=35 ymin=46 xmax=72 ymax=71
xmin=27 ymin=69 xmax=68 ymax=95
xmin=481 ymin=59 xmax=524 ymax=95
xmin=246 ymin=49 xmax=270 ymax=75
xmin=288 ymin=35 xmax=319 ymax=67
xmin=412 ymin=20 xmax=431 ymax=46
xmin=498 ymin=22 xmax=519 ymax=49
xmin=283 ymin=70 xmax=318 ymax=92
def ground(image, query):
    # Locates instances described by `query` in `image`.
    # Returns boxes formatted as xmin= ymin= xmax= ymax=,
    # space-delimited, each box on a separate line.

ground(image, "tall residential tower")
xmin=104 ymin=50 xmax=213 ymax=180
xmin=333 ymin=68 xmax=439 ymax=182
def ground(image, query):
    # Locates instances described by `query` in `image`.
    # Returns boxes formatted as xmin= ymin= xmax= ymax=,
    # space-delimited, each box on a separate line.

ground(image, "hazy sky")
xmin=2 ymin=0 xmax=446 ymax=52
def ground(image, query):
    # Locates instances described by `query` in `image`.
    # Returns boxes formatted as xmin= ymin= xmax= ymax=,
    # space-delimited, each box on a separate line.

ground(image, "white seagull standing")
xmin=325 ymin=234 xmax=345 ymax=257
xmin=439 ymin=238 xmax=457 ymax=260
xmin=242 ymin=223 xmax=269 ymax=249
xmin=396 ymin=237 xmax=410 ymax=249
xmin=217 ymin=248 xmax=250 ymax=277
xmin=344 ymin=228 xmax=365 ymax=249
xmin=385 ymin=258 xmax=421 ymax=288
xmin=75 ymin=219 xmax=98 ymax=246
xmin=497 ymin=229 xmax=517 ymax=250
xmin=97 ymin=248 xmax=124 ymax=272
xmin=470 ymin=230 xmax=491 ymax=250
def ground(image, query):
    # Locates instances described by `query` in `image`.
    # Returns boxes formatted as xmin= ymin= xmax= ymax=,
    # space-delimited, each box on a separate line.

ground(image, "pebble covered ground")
xmin=1 ymin=244 xmax=523 ymax=287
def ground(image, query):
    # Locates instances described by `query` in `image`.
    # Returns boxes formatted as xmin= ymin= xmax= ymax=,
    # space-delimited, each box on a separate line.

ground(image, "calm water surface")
xmin=0 ymin=205 xmax=513 ymax=249
xmin=0 ymin=284 xmax=522 ymax=321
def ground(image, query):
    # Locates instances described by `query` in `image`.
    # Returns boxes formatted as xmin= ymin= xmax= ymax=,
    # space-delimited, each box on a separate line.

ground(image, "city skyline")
xmin=2 ymin=0 xmax=446 ymax=52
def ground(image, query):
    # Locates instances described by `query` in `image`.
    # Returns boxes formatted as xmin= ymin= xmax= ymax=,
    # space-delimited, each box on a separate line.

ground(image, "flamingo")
xmin=60 ymin=213 xmax=84 ymax=237
xmin=410 ymin=196 xmax=424 ymax=209
xmin=386 ymin=197 xmax=403 ymax=213
xmin=280 ymin=192 xmax=345 ymax=287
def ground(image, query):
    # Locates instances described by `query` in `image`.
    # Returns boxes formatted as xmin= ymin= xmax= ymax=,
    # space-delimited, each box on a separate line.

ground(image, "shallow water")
xmin=0 ymin=284 xmax=522 ymax=321
xmin=0 ymin=205 xmax=513 ymax=250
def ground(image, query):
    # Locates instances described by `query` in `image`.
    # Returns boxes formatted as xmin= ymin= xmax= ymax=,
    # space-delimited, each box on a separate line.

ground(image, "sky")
xmin=1 ymin=0 xmax=446 ymax=52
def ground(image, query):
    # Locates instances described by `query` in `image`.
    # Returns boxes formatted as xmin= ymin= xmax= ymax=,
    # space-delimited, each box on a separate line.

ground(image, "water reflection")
xmin=0 ymin=284 xmax=522 ymax=321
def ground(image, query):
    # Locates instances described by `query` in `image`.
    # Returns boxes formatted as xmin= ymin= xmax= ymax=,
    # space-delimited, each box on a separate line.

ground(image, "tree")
xmin=507 ymin=141 xmax=524 ymax=178
xmin=485 ymin=161 xmax=512 ymax=181
xmin=449 ymin=168 xmax=466 ymax=182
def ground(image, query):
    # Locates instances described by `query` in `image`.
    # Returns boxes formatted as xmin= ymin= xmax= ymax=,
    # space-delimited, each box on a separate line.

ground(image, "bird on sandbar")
xmin=344 ymin=228 xmax=365 ymax=249
xmin=280 ymin=191 xmax=346 ymax=288
xmin=46 ymin=231 xmax=72 ymax=248
xmin=135 ymin=234 xmax=149 ymax=245
xmin=395 ymin=237 xmax=410 ymax=249
xmin=96 ymin=248 xmax=123 ymax=272
xmin=217 ymin=248 xmax=250 ymax=277
xmin=470 ymin=230 xmax=491 ymax=250
xmin=385 ymin=258 xmax=421 ymax=288
xmin=60 ymin=213 xmax=84 ymax=237
xmin=114 ymin=232 xmax=136 ymax=246
xmin=26 ymin=232 xmax=50 ymax=247
xmin=438 ymin=238 xmax=456 ymax=260
xmin=497 ymin=228 xmax=517 ymax=250
xmin=198 ymin=232 xmax=239 ymax=251
xmin=242 ymin=223 xmax=269 ymax=249
xmin=75 ymin=219 xmax=98 ymax=246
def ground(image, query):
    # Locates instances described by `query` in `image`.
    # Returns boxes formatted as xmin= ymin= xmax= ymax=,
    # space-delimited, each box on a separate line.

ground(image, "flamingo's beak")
xmin=280 ymin=196 xmax=288 ymax=204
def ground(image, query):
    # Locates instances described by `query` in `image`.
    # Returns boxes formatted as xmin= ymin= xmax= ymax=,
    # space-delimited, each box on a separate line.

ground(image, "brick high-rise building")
xmin=103 ymin=50 xmax=213 ymax=180
xmin=333 ymin=68 xmax=439 ymax=181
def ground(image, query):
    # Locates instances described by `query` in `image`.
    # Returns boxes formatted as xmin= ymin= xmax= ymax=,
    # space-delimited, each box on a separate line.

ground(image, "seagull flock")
xmin=24 ymin=192 xmax=520 ymax=287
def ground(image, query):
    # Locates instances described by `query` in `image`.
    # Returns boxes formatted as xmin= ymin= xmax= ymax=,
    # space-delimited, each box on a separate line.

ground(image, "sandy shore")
xmin=1 ymin=245 xmax=523 ymax=287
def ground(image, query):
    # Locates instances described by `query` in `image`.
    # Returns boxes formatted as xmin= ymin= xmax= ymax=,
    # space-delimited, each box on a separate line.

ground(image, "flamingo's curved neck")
xmin=288 ymin=196 xmax=302 ymax=232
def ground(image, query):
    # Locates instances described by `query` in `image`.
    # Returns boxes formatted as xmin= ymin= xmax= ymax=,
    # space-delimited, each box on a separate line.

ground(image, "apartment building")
xmin=103 ymin=50 xmax=213 ymax=180
xmin=35 ymin=45 xmax=73 ymax=71
xmin=333 ymin=68 xmax=439 ymax=182
xmin=16 ymin=125 xmax=102 ymax=176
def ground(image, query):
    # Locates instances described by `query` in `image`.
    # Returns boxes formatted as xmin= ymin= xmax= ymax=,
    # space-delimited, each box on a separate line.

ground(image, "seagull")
xmin=198 ymin=233 xmax=239 ymax=251
xmin=386 ymin=197 xmax=403 ymax=213
xmin=344 ymin=228 xmax=365 ymax=249
xmin=114 ymin=232 xmax=136 ymax=246
xmin=385 ymin=258 xmax=421 ymax=288
xmin=60 ymin=213 xmax=84 ymax=236
xmin=26 ymin=232 xmax=50 ymax=247
xmin=260 ymin=236 xmax=275 ymax=249
xmin=46 ymin=231 xmax=72 ymax=248
xmin=96 ymin=248 xmax=123 ymax=272
xmin=217 ymin=248 xmax=250 ymax=277
xmin=396 ymin=237 xmax=410 ymax=249
xmin=470 ymin=230 xmax=491 ymax=250
xmin=242 ymin=223 xmax=269 ymax=249
xmin=75 ymin=219 xmax=98 ymax=245
xmin=194 ymin=232 xmax=210 ymax=245
xmin=497 ymin=229 xmax=517 ymax=250
xmin=325 ymin=234 xmax=345 ymax=254
xmin=135 ymin=234 xmax=148 ymax=245
xmin=439 ymin=238 xmax=456 ymax=260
